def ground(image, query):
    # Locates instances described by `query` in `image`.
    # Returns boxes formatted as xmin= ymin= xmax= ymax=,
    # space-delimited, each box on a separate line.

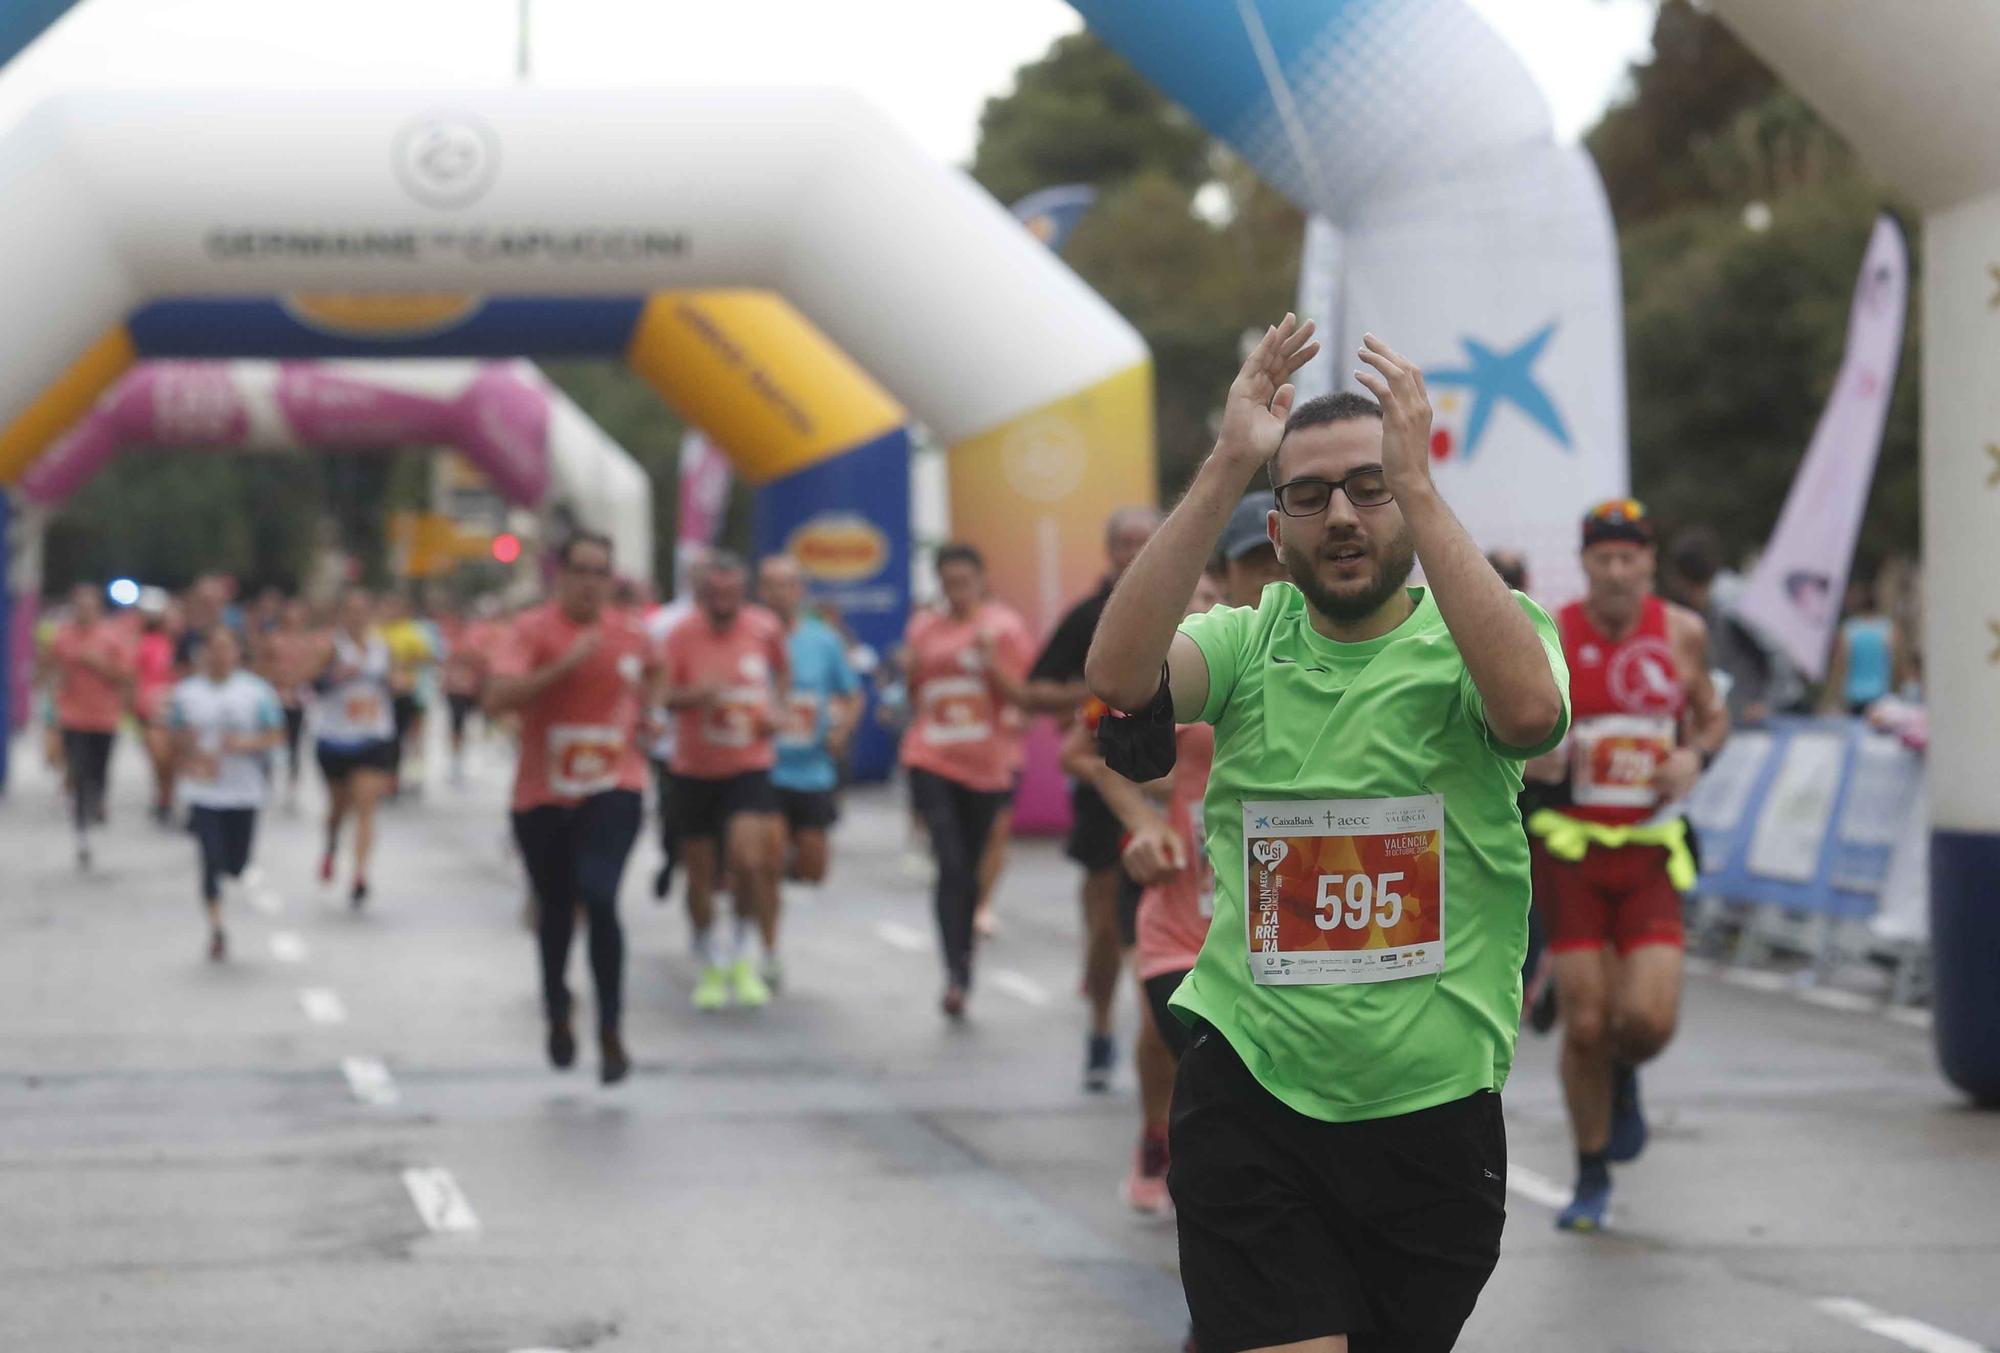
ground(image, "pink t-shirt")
xmin=660 ymin=606 xmax=790 ymax=781
xmin=50 ymin=622 xmax=134 ymax=732
xmin=1136 ymin=723 xmax=1218 ymax=982
xmin=134 ymin=631 xmax=176 ymax=724
xmin=494 ymin=602 xmax=657 ymax=812
xmin=900 ymin=602 xmax=1033 ymax=794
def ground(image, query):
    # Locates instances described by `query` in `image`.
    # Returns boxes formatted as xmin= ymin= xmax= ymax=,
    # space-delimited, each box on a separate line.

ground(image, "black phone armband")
xmin=1095 ymin=664 xmax=1177 ymax=782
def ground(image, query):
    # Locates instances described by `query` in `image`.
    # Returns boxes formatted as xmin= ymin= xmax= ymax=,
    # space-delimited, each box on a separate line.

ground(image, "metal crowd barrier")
xmin=1684 ymin=715 xmax=1931 ymax=1008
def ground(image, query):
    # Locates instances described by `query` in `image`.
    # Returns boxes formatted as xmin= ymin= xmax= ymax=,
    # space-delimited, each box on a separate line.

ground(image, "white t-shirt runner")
xmin=313 ymin=632 xmax=396 ymax=747
xmin=170 ymin=670 xmax=284 ymax=810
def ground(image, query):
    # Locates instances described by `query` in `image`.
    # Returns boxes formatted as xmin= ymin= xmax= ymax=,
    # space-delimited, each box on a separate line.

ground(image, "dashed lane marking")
xmin=874 ymin=921 xmax=928 ymax=953
xmin=340 ymin=1055 xmax=398 ymax=1106
xmin=402 ymin=1166 xmax=479 ymax=1235
xmin=1815 ymin=1297 xmax=1990 ymax=1353
xmin=298 ymin=988 xmax=348 ymax=1025
xmin=269 ymin=932 xmax=307 ymax=964
xmin=989 ymin=969 xmax=1053 ymax=1007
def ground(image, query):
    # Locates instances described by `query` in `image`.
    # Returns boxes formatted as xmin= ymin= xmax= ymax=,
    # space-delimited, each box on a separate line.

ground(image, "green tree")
xmin=1591 ymin=0 xmax=1918 ymax=571
xmin=970 ymin=33 xmax=1209 ymax=205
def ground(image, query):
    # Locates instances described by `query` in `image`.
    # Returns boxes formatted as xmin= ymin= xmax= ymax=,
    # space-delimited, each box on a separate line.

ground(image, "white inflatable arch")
xmin=0 ymin=87 xmax=1155 ymax=615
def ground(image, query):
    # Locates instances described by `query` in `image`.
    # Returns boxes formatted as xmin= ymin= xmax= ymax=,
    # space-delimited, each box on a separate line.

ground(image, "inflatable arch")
xmin=0 ymin=85 xmax=1155 ymax=740
xmin=14 ymin=357 xmax=653 ymax=569
xmin=1712 ymin=0 xmax=2000 ymax=1101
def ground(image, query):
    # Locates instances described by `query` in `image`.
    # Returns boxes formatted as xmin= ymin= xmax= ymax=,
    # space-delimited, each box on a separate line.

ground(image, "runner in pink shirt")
xmin=46 ymin=583 xmax=137 ymax=868
xmin=1060 ymin=566 xmax=1224 ymax=1216
xmin=134 ymin=601 xmax=181 ymax=825
xmin=660 ymin=552 xmax=791 ymax=1011
xmin=485 ymin=532 xmax=659 ymax=1085
xmin=900 ymin=543 xmax=1033 ymax=1019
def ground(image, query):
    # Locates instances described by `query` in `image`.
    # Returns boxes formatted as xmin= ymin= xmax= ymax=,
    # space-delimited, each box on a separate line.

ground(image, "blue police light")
xmin=107 ymin=578 xmax=140 ymax=607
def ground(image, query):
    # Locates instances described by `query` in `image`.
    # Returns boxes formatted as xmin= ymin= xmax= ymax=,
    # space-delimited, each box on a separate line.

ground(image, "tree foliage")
xmin=1594 ymin=0 xmax=1917 ymax=572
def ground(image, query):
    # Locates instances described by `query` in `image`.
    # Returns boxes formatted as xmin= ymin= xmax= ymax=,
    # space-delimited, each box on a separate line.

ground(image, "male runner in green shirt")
xmin=1088 ymin=316 xmax=1570 ymax=1353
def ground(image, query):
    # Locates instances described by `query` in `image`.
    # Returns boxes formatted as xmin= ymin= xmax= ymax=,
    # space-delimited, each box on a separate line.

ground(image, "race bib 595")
xmin=1241 ymin=795 xmax=1444 ymax=985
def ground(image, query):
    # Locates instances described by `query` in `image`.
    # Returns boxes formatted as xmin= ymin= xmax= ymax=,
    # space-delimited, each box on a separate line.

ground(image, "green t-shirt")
xmin=1170 ymin=582 xmax=1570 ymax=1123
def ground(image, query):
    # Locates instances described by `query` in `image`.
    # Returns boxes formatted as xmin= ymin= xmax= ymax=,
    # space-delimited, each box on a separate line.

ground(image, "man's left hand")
xmin=1353 ymin=334 xmax=1436 ymax=503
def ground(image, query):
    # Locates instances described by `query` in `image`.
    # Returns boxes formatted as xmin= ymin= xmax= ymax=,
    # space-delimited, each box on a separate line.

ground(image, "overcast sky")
xmin=2 ymin=0 xmax=1655 ymax=161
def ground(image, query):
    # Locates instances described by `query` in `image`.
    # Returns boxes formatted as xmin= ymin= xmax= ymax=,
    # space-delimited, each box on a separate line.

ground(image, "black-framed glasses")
xmin=1273 ymin=468 xmax=1393 ymax=516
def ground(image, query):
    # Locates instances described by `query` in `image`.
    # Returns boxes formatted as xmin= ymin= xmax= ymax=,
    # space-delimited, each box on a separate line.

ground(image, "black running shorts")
xmin=316 ymin=739 xmax=397 ymax=784
xmin=776 ymin=786 xmax=839 ymax=832
xmin=673 ymin=769 xmax=780 ymax=842
xmin=1064 ymin=782 xmax=1125 ymax=871
xmin=1171 ymin=1023 xmax=1507 ymax=1353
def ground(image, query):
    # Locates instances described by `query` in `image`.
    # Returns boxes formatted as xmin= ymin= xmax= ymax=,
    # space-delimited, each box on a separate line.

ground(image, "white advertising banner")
xmin=1735 ymin=215 xmax=1908 ymax=679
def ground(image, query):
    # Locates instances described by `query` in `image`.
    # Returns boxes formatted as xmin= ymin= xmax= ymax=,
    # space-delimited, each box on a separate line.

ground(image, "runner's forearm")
xmin=1089 ymin=454 xmax=1257 ymax=711
xmin=484 ymin=660 xmax=571 ymax=715
xmin=1400 ymin=485 xmax=1562 ymax=747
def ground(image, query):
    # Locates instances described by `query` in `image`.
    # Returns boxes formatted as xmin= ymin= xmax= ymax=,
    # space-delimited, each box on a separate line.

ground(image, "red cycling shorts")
xmin=1545 ymin=842 xmax=1684 ymax=956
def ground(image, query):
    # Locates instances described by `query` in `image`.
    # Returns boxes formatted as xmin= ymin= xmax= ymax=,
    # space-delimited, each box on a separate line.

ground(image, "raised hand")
xmin=1353 ymin=334 xmax=1435 ymax=500
xmin=1214 ymin=313 xmax=1321 ymax=470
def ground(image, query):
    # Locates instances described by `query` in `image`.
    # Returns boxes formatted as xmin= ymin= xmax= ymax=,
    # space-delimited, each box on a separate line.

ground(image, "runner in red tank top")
xmin=1525 ymin=498 xmax=1728 ymax=1233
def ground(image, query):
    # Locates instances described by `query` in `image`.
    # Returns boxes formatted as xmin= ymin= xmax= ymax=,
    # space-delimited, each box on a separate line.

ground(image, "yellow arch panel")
xmin=0 ymin=328 xmax=134 ymax=485
xmin=627 ymin=291 xmax=905 ymax=484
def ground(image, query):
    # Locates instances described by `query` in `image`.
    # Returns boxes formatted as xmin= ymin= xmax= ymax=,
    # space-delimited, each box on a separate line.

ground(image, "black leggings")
xmin=907 ymin=768 xmax=1011 ymax=990
xmin=283 ymin=707 xmax=306 ymax=780
xmin=511 ymin=789 xmax=642 ymax=1034
xmin=189 ymin=806 xmax=258 ymax=904
xmin=61 ymin=728 xmax=114 ymax=832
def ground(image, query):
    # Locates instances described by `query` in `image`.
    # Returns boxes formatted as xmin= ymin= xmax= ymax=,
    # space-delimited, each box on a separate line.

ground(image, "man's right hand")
xmin=1212 ymin=313 xmax=1321 ymax=471
xmin=1122 ymin=817 xmax=1187 ymax=887
xmin=560 ymin=630 xmax=604 ymax=672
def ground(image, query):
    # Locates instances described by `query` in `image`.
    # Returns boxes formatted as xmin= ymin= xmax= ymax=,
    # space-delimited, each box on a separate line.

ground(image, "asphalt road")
xmin=1 ymin=727 xmax=1994 ymax=1353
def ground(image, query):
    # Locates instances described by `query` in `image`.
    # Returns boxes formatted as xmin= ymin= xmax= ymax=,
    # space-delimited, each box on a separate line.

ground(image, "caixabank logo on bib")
xmin=788 ymin=514 xmax=890 ymax=584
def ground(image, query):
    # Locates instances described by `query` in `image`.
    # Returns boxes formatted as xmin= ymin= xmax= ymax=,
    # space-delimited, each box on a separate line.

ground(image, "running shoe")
xmin=319 ymin=851 xmax=335 ymax=885
xmin=1557 ymin=1173 xmax=1612 ymax=1233
xmin=692 ymin=965 xmax=731 ymax=1011
xmin=1084 ymin=1033 xmax=1116 ymax=1092
xmin=599 ymin=1031 xmax=630 ymax=1086
xmin=1608 ymin=1063 xmax=1648 ymax=1162
xmin=75 ymin=838 xmax=91 ymax=872
xmin=350 ymin=879 xmax=369 ymax=911
xmin=547 ymin=1018 xmax=576 ymax=1070
xmin=761 ymin=955 xmax=785 ymax=994
xmin=652 ymin=863 xmax=673 ymax=900
xmin=729 ymin=959 xmax=772 ymax=1009
xmin=973 ymin=906 xmax=1000 ymax=940
xmin=208 ymin=929 xmax=228 ymax=963
xmin=941 ymin=985 xmax=968 ymax=1022
xmin=1122 ymin=1133 xmax=1172 ymax=1215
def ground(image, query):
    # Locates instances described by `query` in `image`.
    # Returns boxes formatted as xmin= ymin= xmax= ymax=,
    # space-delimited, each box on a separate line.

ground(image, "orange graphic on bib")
xmin=1243 ymin=796 xmax=1445 ymax=985
xmin=1570 ymin=715 xmax=1674 ymax=809
xmin=344 ymin=692 xmax=384 ymax=726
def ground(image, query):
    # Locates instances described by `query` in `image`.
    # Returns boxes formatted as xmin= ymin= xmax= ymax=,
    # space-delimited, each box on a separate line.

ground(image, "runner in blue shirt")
xmin=758 ymin=556 xmax=862 ymax=908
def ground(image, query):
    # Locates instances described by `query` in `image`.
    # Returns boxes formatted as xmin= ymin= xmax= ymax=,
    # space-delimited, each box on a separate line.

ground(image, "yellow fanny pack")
xmin=1526 ymin=809 xmax=1697 ymax=893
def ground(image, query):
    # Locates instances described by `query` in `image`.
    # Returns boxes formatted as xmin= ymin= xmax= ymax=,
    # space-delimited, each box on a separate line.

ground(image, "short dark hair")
xmin=935 ymin=542 xmax=984 ymax=574
xmin=1270 ymin=392 xmax=1384 ymax=486
xmin=1668 ymin=526 xmax=1721 ymax=587
xmin=557 ymin=530 xmax=614 ymax=568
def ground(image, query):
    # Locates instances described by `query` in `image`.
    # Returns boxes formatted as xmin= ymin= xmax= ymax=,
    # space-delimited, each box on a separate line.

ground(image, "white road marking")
xmin=989 ymin=969 xmax=1053 ymax=1007
xmin=340 ymin=1055 xmax=399 ymax=1106
xmin=1887 ymin=1007 xmax=1935 ymax=1030
xmin=298 ymin=988 xmax=348 ymax=1025
xmin=402 ymin=1166 xmax=479 ymax=1235
xmin=1815 ymin=1297 xmax=1989 ymax=1353
xmin=1504 ymin=1165 xmax=1571 ymax=1211
xmin=269 ymin=932 xmax=308 ymax=964
xmin=875 ymin=921 xmax=928 ymax=953
xmin=246 ymin=886 xmax=283 ymax=916
xmin=1796 ymin=986 xmax=1879 ymax=1013
xmin=1721 ymin=967 xmax=1793 ymax=993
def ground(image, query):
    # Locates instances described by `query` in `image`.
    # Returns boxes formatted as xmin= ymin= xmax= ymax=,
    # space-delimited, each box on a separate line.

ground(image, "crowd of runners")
xmin=31 ymin=313 xmax=1807 ymax=1351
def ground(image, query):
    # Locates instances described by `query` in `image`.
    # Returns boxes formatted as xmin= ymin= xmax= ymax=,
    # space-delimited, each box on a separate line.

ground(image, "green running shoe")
xmin=692 ymin=964 xmax=731 ymax=1011
xmin=730 ymin=958 xmax=772 ymax=1008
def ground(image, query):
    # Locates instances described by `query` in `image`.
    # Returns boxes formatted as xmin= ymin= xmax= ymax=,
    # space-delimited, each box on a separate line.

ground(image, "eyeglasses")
xmin=1273 ymin=468 xmax=1394 ymax=517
